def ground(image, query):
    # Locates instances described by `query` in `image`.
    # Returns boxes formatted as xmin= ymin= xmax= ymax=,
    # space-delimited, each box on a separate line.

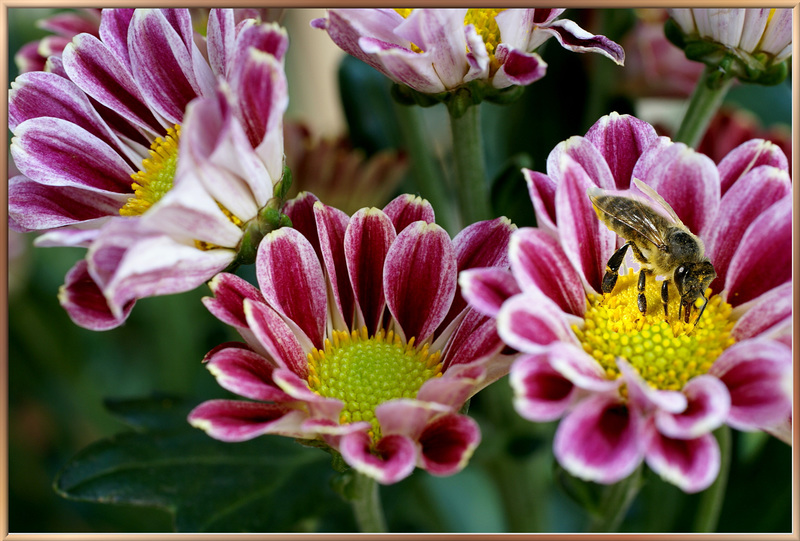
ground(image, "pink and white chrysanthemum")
xmin=311 ymin=9 xmax=624 ymax=94
xmin=8 ymin=8 xmax=288 ymax=330
xmin=189 ymin=193 xmax=517 ymax=484
xmin=461 ymin=112 xmax=792 ymax=493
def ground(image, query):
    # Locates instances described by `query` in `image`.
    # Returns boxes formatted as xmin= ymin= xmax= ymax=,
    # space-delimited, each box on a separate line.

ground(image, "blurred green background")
xmin=6 ymin=8 xmax=793 ymax=533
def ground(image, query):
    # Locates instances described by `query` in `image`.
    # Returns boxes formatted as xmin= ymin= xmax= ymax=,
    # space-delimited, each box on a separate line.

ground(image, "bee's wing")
xmin=588 ymin=186 xmax=670 ymax=249
xmin=632 ymin=178 xmax=686 ymax=228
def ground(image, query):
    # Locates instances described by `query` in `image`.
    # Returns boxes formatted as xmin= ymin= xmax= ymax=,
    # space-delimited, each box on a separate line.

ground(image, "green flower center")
xmin=120 ymin=125 xmax=180 ymax=217
xmin=307 ymin=327 xmax=444 ymax=440
xmin=573 ymin=270 xmax=736 ymax=392
xmin=394 ymin=8 xmax=505 ymax=59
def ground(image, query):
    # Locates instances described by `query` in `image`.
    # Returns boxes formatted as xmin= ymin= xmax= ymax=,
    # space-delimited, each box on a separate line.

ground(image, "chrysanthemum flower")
xmin=189 ymin=193 xmax=516 ymax=484
xmin=8 ymin=8 xmax=289 ymax=329
xmin=311 ymin=9 xmax=624 ymax=97
xmin=666 ymin=8 xmax=792 ymax=85
xmin=461 ymin=112 xmax=792 ymax=492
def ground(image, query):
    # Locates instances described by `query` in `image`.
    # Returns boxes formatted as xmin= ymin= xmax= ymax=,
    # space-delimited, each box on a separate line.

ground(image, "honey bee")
xmin=588 ymin=178 xmax=716 ymax=325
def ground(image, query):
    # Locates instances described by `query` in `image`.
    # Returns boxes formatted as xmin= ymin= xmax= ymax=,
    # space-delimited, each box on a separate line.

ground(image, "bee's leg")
xmin=637 ymin=269 xmax=649 ymax=315
xmin=661 ymin=280 xmax=670 ymax=319
xmin=603 ymin=242 xmax=630 ymax=294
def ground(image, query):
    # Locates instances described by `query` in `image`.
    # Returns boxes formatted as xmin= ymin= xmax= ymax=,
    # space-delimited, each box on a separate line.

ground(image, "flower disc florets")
xmin=575 ymin=270 xmax=735 ymax=392
xmin=120 ymin=125 xmax=181 ymax=217
xmin=308 ymin=327 xmax=443 ymax=439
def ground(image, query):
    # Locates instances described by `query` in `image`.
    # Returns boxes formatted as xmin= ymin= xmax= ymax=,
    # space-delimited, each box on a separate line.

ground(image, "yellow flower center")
xmin=120 ymin=125 xmax=181 ymax=217
xmin=394 ymin=8 xmax=505 ymax=59
xmin=573 ymin=270 xmax=736 ymax=392
xmin=307 ymin=326 xmax=443 ymax=440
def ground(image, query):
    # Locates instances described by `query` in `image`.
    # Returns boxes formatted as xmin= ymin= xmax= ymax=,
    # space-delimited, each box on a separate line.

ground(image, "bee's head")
xmin=674 ymin=260 xmax=716 ymax=300
xmin=674 ymin=260 xmax=716 ymax=322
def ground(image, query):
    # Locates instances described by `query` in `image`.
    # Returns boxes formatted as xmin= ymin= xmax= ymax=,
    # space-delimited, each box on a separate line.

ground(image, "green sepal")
xmin=232 ymin=220 xmax=264 ymax=267
xmin=753 ymin=60 xmax=789 ymax=86
xmin=663 ymin=17 xmax=685 ymax=49
xmin=483 ymin=84 xmax=525 ymax=105
xmin=390 ymin=83 xmax=446 ymax=108
xmin=273 ymin=165 xmax=293 ymax=201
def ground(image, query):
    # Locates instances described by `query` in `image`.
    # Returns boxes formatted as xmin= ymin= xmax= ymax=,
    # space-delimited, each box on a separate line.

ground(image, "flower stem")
xmin=693 ymin=425 xmax=732 ymax=532
xmin=674 ymin=64 xmax=734 ymax=148
xmin=587 ymin=465 xmax=643 ymax=532
xmin=349 ymin=471 xmax=387 ymax=533
xmin=447 ymin=102 xmax=492 ymax=226
xmin=392 ymin=101 xmax=458 ymax=234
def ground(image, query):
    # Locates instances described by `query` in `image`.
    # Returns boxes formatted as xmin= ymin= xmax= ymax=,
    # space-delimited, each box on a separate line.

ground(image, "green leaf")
xmin=103 ymin=394 xmax=193 ymax=432
xmin=54 ymin=397 xmax=349 ymax=532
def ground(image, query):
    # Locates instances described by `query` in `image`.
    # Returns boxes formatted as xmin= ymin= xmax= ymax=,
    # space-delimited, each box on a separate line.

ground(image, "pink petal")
xmin=554 ymin=394 xmax=643 ymax=484
xmin=206 ymin=9 xmax=235 ymax=77
xmin=128 ymin=9 xmax=213 ymax=125
xmin=643 ymin=422 xmax=720 ymax=493
xmin=416 ymin=366 xmax=484 ymax=410
xmin=418 ymin=413 xmax=480 ymax=476
xmin=283 ymin=191 xmax=322 ymax=260
xmin=509 ymin=227 xmax=586 ymax=316
xmin=203 ymin=272 xmax=265 ymax=329
xmin=243 ymin=298 xmax=310 ymax=379
xmin=62 ymin=33 xmax=162 ymax=134
xmin=583 ymin=112 xmax=659 ymax=189
xmin=205 ymin=346 xmax=295 ymax=402
xmin=8 ymin=175 xmax=126 ymax=231
xmin=709 ymin=339 xmax=792 ymax=431
xmin=724 ymin=195 xmax=791 ymax=306
xmin=540 ymin=18 xmax=625 ymax=65
xmin=732 ymin=282 xmax=792 ymax=342
xmin=313 ymin=201 xmax=355 ymax=329
xmin=617 ymin=358 xmax=687 ymax=415
xmin=58 ymin=259 xmax=133 ymax=331
xmin=376 ymin=399 xmax=449 ymax=439
xmin=496 ymin=290 xmax=577 ymax=354
xmin=256 ymin=227 xmax=328 ymax=349
xmin=523 ymin=169 xmax=557 ymax=235
xmin=717 ymin=139 xmax=789 ymax=195
xmin=510 ymin=351 xmax=577 ymax=422
xmin=384 ymin=221 xmax=457 ymax=343
xmin=554 ymin=152 xmax=616 ymax=293
xmin=345 ymin=208 xmax=396 ymax=335
xmin=339 ymin=431 xmax=418 ymax=485
xmin=633 ymin=142 xmax=720 ymax=237
xmin=394 ymin=9 xmax=470 ymax=90
xmin=229 ymin=44 xmax=288 ymax=154
xmin=444 ymin=216 xmax=515 ymax=324
xmin=188 ymin=399 xmax=309 ymax=441
xmin=98 ymin=9 xmax=135 ymax=68
xmin=547 ymin=342 xmax=619 ymax=393
xmin=458 ymin=267 xmax=521 ymax=318
xmin=704 ymin=165 xmax=790 ymax=289
xmin=11 ymin=117 xmax=134 ymax=193
xmin=492 ymin=46 xmax=546 ymax=88
xmin=655 ymin=375 xmax=730 ymax=439
xmin=382 ymin=193 xmax=435 ymax=232
xmin=439 ymin=309 xmax=503 ymax=370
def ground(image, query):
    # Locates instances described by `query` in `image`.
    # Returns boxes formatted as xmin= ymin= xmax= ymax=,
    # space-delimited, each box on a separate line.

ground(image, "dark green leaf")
xmin=54 ymin=398 xmax=349 ymax=532
xmin=103 ymin=394 xmax=193 ymax=432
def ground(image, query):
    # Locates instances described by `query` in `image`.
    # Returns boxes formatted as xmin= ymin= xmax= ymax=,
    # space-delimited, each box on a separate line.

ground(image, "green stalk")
xmin=674 ymin=64 xmax=734 ymax=148
xmin=587 ymin=466 xmax=643 ymax=532
xmin=392 ymin=101 xmax=457 ymax=233
xmin=447 ymin=101 xmax=492 ymax=226
xmin=693 ymin=425 xmax=732 ymax=533
xmin=349 ymin=472 xmax=387 ymax=533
